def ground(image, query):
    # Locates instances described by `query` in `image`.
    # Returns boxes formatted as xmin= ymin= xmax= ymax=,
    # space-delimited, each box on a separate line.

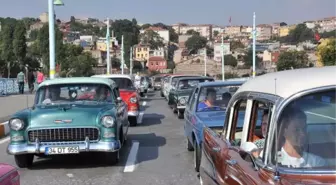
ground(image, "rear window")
xmin=109 ymin=78 xmax=134 ymax=89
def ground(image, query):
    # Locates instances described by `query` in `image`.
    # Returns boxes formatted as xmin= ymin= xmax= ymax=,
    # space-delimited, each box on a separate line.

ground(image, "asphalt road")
xmin=0 ymin=94 xmax=35 ymax=123
xmin=0 ymin=90 xmax=199 ymax=185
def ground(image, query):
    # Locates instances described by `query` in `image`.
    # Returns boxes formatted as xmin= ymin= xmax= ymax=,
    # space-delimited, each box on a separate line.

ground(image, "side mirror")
xmin=239 ymin=142 xmax=260 ymax=171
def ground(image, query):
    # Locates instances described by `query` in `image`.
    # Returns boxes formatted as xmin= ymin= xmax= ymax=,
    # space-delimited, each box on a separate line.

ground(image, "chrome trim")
xmin=7 ymin=139 xmax=121 ymax=155
xmin=128 ymin=111 xmax=139 ymax=117
xmin=26 ymin=126 xmax=101 ymax=144
xmin=177 ymin=106 xmax=186 ymax=109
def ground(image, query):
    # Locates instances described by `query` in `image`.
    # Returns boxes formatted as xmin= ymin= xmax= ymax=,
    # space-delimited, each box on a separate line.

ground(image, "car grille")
xmin=28 ymin=128 xmax=99 ymax=143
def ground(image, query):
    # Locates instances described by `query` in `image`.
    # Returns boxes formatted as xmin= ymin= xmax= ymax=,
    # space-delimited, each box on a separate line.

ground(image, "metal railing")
xmin=0 ymin=78 xmax=37 ymax=96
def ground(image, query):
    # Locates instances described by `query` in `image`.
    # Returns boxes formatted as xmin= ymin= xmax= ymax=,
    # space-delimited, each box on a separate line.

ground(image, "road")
xmin=0 ymin=94 xmax=35 ymax=123
xmin=0 ymin=90 xmax=199 ymax=185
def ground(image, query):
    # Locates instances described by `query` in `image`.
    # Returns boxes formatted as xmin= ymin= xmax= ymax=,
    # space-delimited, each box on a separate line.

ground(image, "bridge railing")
xmin=0 ymin=78 xmax=35 ymax=96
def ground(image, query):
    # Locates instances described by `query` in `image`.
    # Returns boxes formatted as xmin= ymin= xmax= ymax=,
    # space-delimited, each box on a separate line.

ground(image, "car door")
xmin=113 ymin=87 xmax=128 ymax=135
xmin=184 ymin=87 xmax=199 ymax=140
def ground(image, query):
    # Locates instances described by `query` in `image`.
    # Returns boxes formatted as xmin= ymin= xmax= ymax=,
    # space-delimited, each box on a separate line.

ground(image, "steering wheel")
xmin=199 ymin=106 xmax=221 ymax=111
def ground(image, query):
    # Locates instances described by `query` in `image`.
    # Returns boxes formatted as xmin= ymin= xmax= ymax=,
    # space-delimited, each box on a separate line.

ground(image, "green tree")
xmin=317 ymin=38 xmax=336 ymax=66
xmin=141 ymin=24 xmax=151 ymax=29
xmin=69 ymin=52 xmax=97 ymax=77
xmin=224 ymin=54 xmax=238 ymax=67
xmin=0 ymin=25 xmax=15 ymax=76
xmin=213 ymin=31 xmax=219 ymax=37
xmin=243 ymin=49 xmax=262 ymax=67
xmin=186 ymin=29 xmax=200 ymax=35
xmin=282 ymin=24 xmax=314 ymax=44
xmin=276 ymin=50 xmax=309 ymax=71
xmin=152 ymin=23 xmax=178 ymax=43
xmin=139 ymin=30 xmax=164 ymax=49
xmin=230 ymin=41 xmax=245 ymax=50
xmin=21 ymin=17 xmax=38 ymax=30
xmin=185 ymin=35 xmax=207 ymax=54
xmin=13 ymin=21 xmax=27 ymax=66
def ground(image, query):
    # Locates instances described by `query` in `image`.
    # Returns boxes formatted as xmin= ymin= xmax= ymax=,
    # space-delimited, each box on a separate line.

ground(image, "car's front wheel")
xmin=177 ymin=110 xmax=184 ymax=119
xmin=194 ymin=140 xmax=201 ymax=172
xmin=129 ymin=116 xmax=137 ymax=127
xmin=14 ymin=154 xmax=34 ymax=168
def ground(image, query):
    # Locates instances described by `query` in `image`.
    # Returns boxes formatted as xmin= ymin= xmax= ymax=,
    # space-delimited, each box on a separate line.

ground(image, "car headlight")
xmin=130 ymin=97 xmax=137 ymax=103
xmin=101 ymin=116 xmax=115 ymax=128
xmin=9 ymin=119 xmax=24 ymax=131
xmin=179 ymin=98 xmax=186 ymax=105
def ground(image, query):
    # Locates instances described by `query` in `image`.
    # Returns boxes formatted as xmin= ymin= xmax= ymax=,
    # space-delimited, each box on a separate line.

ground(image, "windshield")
xmin=177 ymin=79 xmax=212 ymax=90
xmin=35 ymin=84 xmax=113 ymax=105
xmin=154 ymin=77 xmax=162 ymax=82
xmin=275 ymin=89 xmax=335 ymax=170
xmin=196 ymin=85 xmax=241 ymax=112
xmin=110 ymin=77 xmax=134 ymax=90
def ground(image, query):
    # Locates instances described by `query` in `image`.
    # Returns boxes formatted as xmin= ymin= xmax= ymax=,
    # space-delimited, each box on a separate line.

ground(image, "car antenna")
xmin=273 ymin=78 xmax=280 ymax=181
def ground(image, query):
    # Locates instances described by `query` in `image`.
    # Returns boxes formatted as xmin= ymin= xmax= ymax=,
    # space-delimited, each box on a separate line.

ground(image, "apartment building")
xmin=149 ymin=47 xmax=166 ymax=58
xmin=178 ymin=24 xmax=213 ymax=40
xmin=140 ymin=27 xmax=170 ymax=43
xmin=224 ymin=26 xmax=241 ymax=36
xmin=213 ymin=42 xmax=230 ymax=62
xmin=279 ymin=25 xmax=296 ymax=37
xmin=134 ymin=44 xmax=150 ymax=61
xmin=256 ymin=24 xmax=272 ymax=41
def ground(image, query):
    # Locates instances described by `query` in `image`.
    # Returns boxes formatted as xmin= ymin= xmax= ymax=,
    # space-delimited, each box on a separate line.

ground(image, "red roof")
xmin=148 ymin=56 xmax=166 ymax=61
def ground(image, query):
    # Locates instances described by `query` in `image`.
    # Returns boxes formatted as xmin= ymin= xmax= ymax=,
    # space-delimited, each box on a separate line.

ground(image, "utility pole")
xmin=221 ymin=34 xmax=225 ymax=81
xmin=130 ymin=46 xmax=133 ymax=75
xmin=204 ymin=48 xmax=207 ymax=76
xmin=106 ymin=18 xmax=111 ymax=74
xmin=121 ymin=35 xmax=124 ymax=74
xmin=252 ymin=12 xmax=256 ymax=77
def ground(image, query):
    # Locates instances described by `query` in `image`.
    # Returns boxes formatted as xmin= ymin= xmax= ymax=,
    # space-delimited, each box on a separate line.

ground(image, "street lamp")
xmin=48 ymin=0 xmax=64 ymax=79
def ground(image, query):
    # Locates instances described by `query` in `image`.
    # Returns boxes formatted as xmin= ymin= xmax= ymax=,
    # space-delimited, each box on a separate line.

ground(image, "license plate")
xmin=45 ymin=146 xmax=80 ymax=155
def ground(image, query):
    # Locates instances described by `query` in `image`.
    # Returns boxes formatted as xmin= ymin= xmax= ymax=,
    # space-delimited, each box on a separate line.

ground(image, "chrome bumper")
xmin=177 ymin=106 xmax=186 ymax=109
xmin=128 ymin=111 xmax=139 ymax=117
xmin=7 ymin=139 xmax=121 ymax=155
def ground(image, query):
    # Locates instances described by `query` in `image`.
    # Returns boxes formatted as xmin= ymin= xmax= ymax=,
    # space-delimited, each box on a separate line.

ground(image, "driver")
xmin=197 ymin=88 xmax=218 ymax=110
xmin=95 ymin=85 xmax=109 ymax=101
xmin=42 ymin=86 xmax=61 ymax=104
xmin=180 ymin=80 xmax=190 ymax=89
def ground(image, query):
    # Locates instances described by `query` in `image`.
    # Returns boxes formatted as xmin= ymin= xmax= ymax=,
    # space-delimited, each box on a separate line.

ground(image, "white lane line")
xmin=137 ymin=112 xmax=144 ymax=124
xmin=0 ymin=137 xmax=9 ymax=144
xmin=306 ymin=111 xmax=336 ymax=121
xmin=123 ymin=141 xmax=140 ymax=172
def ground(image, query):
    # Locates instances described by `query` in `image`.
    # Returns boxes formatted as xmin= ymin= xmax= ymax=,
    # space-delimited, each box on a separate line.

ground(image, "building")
xmin=147 ymin=56 xmax=167 ymax=71
xmin=80 ymin=35 xmax=97 ymax=43
xmin=316 ymin=17 xmax=336 ymax=32
xmin=178 ymin=35 xmax=192 ymax=48
xmin=213 ymin=42 xmax=230 ymax=62
xmin=279 ymin=25 xmax=296 ymax=37
xmin=140 ymin=27 xmax=170 ymax=43
xmin=271 ymin=23 xmax=281 ymax=36
xmin=96 ymin=37 xmax=118 ymax=52
xmin=224 ymin=26 xmax=242 ymax=36
xmin=178 ymin=24 xmax=212 ymax=40
xmin=134 ymin=44 xmax=150 ymax=61
xmin=212 ymin=25 xmax=224 ymax=36
xmin=256 ymin=24 xmax=272 ymax=41
xmin=149 ymin=47 xmax=166 ymax=58
xmin=262 ymin=50 xmax=280 ymax=70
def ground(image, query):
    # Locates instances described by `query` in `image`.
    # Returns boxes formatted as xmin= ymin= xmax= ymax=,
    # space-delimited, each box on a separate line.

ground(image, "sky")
xmin=0 ymin=0 xmax=335 ymax=26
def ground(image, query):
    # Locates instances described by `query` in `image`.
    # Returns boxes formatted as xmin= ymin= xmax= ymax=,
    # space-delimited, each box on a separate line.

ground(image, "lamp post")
xmin=221 ymin=34 xmax=225 ymax=81
xmin=48 ymin=0 xmax=64 ymax=79
xmin=204 ymin=48 xmax=207 ymax=76
xmin=252 ymin=12 xmax=256 ymax=78
xmin=106 ymin=18 xmax=111 ymax=74
xmin=130 ymin=46 xmax=133 ymax=75
xmin=121 ymin=35 xmax=124 ymax=74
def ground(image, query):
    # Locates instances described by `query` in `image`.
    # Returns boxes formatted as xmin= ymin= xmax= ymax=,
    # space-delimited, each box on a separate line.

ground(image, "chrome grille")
xmin=28 ymin=128 xmax=99 ymax=143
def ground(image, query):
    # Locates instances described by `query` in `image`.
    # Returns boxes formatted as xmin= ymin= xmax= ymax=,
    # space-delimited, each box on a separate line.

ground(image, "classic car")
xmin=183 ymin=80 xmax=245 ymax=172
xmin=7 ymin=77 xmax=129 ymax=168
xmin=0 ymin=163 xmax=20 ymax=185
xmin=139 ymin=76 xmax=150 ymax=97
xmin=160 ymin=75 xmax=171 ymax=97
xmin=152 ymin=74 xmax=168 ymax=91
xmin=163 ymin=74 xmax=197 ymax=101
xmin=92 ymin=74 xmax=140 ymax=126
xmin=200 ymin=66 xmax=336 ymax=185
xmin=168 ymin=76 xmax=215 ymax=119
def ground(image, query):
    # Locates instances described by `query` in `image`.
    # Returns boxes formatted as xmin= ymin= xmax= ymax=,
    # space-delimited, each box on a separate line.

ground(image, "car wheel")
xmin=177 ymin=110 xmax=184 ymax=119
xmin=14 ymin=154 xmax=34 ymax=168
xmin=194 ymin=140 xmax=201 ymax=172
xmin=104 ymin=151 xmax=119 ymax=165
xmin=129 ymin=116 xmax=137 ymax=127
xmin=186 ymin=137 xmax=194 ymax=151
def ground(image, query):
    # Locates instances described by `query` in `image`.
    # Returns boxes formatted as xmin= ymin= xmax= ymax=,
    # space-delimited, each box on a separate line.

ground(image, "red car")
xmin=0 ymin=163 xmax=20 ymax=185
xmin=92 ymin=74 xmax=140 ymax=126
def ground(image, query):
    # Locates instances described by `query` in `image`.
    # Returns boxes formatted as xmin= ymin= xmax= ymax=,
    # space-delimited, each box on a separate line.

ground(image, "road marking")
xmin=0 ymin=137 xmax=9 ymax=144
xmin=66 ymin=173 xmax=74 ymax=178
xmin=124 ymin=141 xmax=140 ymax=172
xmin=137 ymin=112 xmax=144 ymax=124
xmin=306 ymin=111 xmax=336 ymax=121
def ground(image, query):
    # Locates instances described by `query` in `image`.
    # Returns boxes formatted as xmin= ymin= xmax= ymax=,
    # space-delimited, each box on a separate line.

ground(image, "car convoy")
xmin=3 ymin=66 xmax=336 ymax=185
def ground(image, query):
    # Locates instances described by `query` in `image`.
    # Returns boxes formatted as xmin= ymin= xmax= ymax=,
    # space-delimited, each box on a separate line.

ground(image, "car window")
xmin=273 ymin=89 xmax=335 ymax=170
xmin=177 ymin=79 xmax=210 ymax=90
xmin=189 ymin=88 xmax=199 ymax=112
xmin=109 ymin=78 xmax=134 ymax=90
xmin=230 ymin=99 xmax=247 ymax=146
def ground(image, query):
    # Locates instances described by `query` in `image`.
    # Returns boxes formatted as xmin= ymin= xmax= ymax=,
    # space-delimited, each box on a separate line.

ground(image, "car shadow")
xmin=127 ymin=133 xmax=166 ymax=163
xmin=28 ymin=141 xmax=131 ymax=170
xmin=138 ymin=113 xmax=164 ymax=127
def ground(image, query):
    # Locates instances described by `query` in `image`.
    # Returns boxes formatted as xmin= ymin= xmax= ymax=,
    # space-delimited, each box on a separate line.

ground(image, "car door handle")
xmin=212 ymin=147 xmax=221 ymax=152
xmin=226 ymin=159 xmax=237 ymax=166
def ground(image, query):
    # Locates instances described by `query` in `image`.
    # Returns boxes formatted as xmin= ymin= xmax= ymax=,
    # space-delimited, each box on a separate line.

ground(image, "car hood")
xmin=0 ymin=163 xmax=16 ymax=177
xmin=196 ymin=111 xmax=226 ymax=127
xmin=176 ymin=89 xmax=194 ymax=97
xmin=28 ymin=104 xmax=114 ymax=128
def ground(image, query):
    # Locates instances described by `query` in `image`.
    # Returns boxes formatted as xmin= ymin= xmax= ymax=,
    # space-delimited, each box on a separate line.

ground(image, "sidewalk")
xmin=0 ymin=94 xmax=35 ymax=123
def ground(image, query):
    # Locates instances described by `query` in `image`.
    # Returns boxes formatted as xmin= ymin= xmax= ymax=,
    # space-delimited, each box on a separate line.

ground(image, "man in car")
xmin=179 ymin=80 xmax=190 ymax=89
xmin=197 ymin=88 xmax=218 ymax=111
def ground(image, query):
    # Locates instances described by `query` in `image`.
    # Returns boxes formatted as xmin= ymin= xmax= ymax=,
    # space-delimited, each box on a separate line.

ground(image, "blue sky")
xmin=0 ymin=0 xmax=335 ymax=26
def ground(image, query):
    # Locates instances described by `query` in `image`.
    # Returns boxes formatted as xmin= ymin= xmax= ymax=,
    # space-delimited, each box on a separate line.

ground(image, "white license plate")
xmin=45 ymin=146 xmax=80 ymax=155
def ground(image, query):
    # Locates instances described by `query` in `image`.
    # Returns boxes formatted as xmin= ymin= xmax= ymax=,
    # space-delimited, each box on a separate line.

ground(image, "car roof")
xmin=91 ymin=74 xmax=132 ymax=80
xmin=171 ymin=75 xmax=199 ymax=79
xmin=177 ymin=76 xmax=214 ymax=81
xmin=198 ymin=80 xmax=246 ymax=87
xmin=236 ymin=66 xmax=336 ymax=99
xmin=39 ymin=77 xmax=115 ymax=87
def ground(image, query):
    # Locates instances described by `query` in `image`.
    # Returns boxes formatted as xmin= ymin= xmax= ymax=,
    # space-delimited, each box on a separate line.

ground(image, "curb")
xmin=0 ymin=122 xmax=9 ymax=138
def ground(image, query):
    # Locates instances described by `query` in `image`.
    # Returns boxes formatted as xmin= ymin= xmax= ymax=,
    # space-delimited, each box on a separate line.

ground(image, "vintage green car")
xmin=7 ymin=77 xmax=129 ymax=168
xmin=168 ymin=76 xmax=214 ymax=119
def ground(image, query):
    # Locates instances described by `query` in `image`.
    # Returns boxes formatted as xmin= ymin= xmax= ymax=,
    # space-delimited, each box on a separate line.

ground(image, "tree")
xmin=230 ymin=41 xmax=244 ymax=50
xmin=141 ymin=24 xmax=151 ymax=29
xmin=152 ymin=23 xmax=178 ymax=43
xmin=186 ymin=29 xmax=200 ymax=35
xmin=185 ymin=35 xmax=207 ymax=54
xmin=213 ymin=31 xmax=219 ymax=37
xmin=224 ymin=54 xmax=238 ymax=67
xmin=243 ymin=49 xmax=262 ymax=67
xmin=69 ymin=52 xmax=97 ymax=77
xmin=284 ymin=24 xmax=314 ymax=44
xmin=70 ymin=16 xmax=76 ymax=23
xmin=139 ymin=30 xmax=164 ymax=49
xmin=276 ymin=50 xmax=309 ymax=71
xmin=316 ymin=38 xmax=336 ymax=66
xmin=0 ymin=25 xmax=15 ymax=77
xmin=13 ymin=21 xmax=27 ymax=66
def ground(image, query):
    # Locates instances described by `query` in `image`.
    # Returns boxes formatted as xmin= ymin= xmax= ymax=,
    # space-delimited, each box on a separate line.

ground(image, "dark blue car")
xmin=183 ymin=80 xmax=246 ymax=172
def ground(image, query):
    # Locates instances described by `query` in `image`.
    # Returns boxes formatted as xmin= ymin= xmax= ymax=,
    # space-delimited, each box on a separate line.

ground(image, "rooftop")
xmin=236 ymin=66 xmax=336 ymax=99
xmin=38 ymin=77 xmax=115 ymax=88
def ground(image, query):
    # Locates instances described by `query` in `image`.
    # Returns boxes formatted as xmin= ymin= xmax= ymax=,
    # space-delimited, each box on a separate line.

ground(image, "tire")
xmin=177 ymin=110 xmax=184 ymax=119
xmin=186 ymin=137 xmax=194 ymax=151
xmin=14 ymin=154 xmax=34 ymax=168
xmin=129 ymin=116 xmax=137 ymax=127
xmin=104 ymin=151 xmax=119 ymax=165
xmin=194 ymin=140 xmax=201 ymax=172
